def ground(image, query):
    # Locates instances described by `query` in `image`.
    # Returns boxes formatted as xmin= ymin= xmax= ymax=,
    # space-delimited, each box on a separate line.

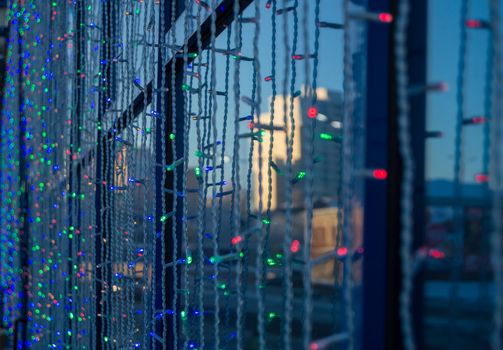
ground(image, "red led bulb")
xmin=337 ymin=247 xmax=348 ymax=257
xmin=475 ymin=173 xmax=489 ymax=183
xmin=471 ymin=116 xmax=486 ymax=124
xmin=231 ymin=235 xmax=242 ymax=245
xmin=372 ymin=169 xmax=388 ymax=180
xmin=378 ymin=12 xmax=393 ymax=23
xmin=465 ymin=19 xmax=481 ymax=28
xmin=290 ymin=240 xmax=300 ymax=253
xmin=307 ymin=106 xmax=318 ymax=119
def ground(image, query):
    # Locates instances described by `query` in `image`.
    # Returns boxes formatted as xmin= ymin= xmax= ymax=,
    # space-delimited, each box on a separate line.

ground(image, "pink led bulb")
xmin=307 ymin=106 xmax=318 ymax=118
xmin=475 ymin=173 xmax=489 ymax=183
xmin=231 ymin=235 xmax=242 ymax=245
xmin=290 ymin=240 xmax=300 ymax=253
xmin=372 ymin=169 xmax=388 ymax=180
xmin=378 ymin=12 xmax=393 ymax=23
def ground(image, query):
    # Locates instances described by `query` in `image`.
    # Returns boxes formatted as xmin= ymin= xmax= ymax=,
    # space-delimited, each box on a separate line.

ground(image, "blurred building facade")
xmin=252 ymin=87 xmax=343 ymax=212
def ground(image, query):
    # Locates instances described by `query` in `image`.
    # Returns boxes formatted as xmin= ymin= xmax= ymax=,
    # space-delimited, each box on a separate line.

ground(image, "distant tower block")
xmin=253 ymin=87 xmax=343 ymax=212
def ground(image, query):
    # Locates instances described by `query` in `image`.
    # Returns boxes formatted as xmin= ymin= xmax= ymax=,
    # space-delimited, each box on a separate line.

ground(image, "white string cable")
xmin=489 ymin=1 xmax=502 ymax=349
xmin=252 ymin=0 xmax=266 ymax=350
xmin=301 ymin=0 xmax=314 ymax=347
xmin=231 ymin=0 xmax=243 ymax=348
xmin=395 ymin=0 xmax=416 ymax=349
xmin=181 ymin=0 xmax=193 ymax=347
xmin=209 ymin=1 xmax=220 ymax=349
xmin=449 ymin=1 xmax=468 ymax=342
xmin=280 ymin=0 xmax=293 ymax=348
xmin=169 ymin=0 xmax=179 ymax=347
xmin=342 ymin=0 xmax=355 ymax=348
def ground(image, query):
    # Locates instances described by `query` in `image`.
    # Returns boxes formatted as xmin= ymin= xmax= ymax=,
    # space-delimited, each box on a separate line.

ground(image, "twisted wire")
xmin=220 ymin=26 xmax=233 ymax=342
xmin=395 ymin=0 xmax=416 ymax=349
xmin=181 ymin=0 xmax=193 ymax=346
xmin=194 ymin=2 xmax=206 ymax=347
xmin=208 ymin=0 xmax=221 ymax=348
xmin=489 ymin=1 xmax=503 ymax=348
xmin=281 ymin=0 xmax=294 ymax=348
xmin=342 ymin=0 xmax=355 ymax=348
xmin=259 ymin=1 xmax=278 ymax=347
xmin=301 ymin=0 xmax=314 ymax=347
xmin=231 ymin=0 xmax=243 ymax=347
xmin=140 ymin=0 xmax=152 ymax=346
xmin=169 ymin=0 xmax=179 ymax=347
xmin=448 ymin=1 xmax=468 ymax=343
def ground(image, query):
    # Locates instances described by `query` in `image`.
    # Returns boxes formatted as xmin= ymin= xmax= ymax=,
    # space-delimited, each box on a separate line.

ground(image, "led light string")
xmin=110 ymin=0 xmax=121 ymax=343
xmin=395 ymin=0 xmax=415 ymax=349
xmin=477 ymin=3 xmax=495 ymax=309
xmin=157 ymin=0 xmax=169 ymax=346
xmin=124 ymin=0 xmax=138 ymax=344
xmin=193 ymin=2 xmax=206 ymax=348
xmin=448 ymin=0 xmax=468 ymax=342
xmin=280 ymin=0 xmax=294 ymax=347
xmin=301 ymin=0 xmax=314 ymax=347
xmin=181 ymin=0 xmax=193 ymax=347
xmin=341 ymin=0 xmax=355 ymax=348
xmin=124 ymin=0 xmax=138 ymax=348
xmin=231 ymin=0 xmax=244 ymax=348
xmin=489 ymin=1 xmax=503 ymax=348
xmin=199 ymin=46 xmax=212 ymax=350
xmin=250 ymin=0 xmax=268 ymax=348
xmin=139 ymin=0 xmax=152 ymax=347
xmin=258 ymin=1 xmax=279 ymax=348
xmin=0 ymin=1 xmax=371 ymax=349
xmin=208 ymin=1 xmax=221 ymax=349
xmin=97 ymin=0 xmax=106 ymax=346
xmin=168 ymin=0 xmax=179 ymax=347
xmin=146 ymin=0 xmax=158 ymax=347
xmin=218 ymin=25 xmax=233 ymax=349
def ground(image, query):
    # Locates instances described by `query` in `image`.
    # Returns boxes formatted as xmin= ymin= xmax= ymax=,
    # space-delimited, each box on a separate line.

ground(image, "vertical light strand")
xmin=159 ymin=0 xmax=170 ymax=346
xmin=147 ymin=0 xmax=157 ymax=345
xmin=259 ymin=1 xmax=278 ymax=347
xmin=253 ymin=0 xmax=266 ymax=349
xmin=489 ymin=0 xmax=502 ymax=348
xmin=449 ymin=1 xmax=468 ymax=343
xmin=99 ymin=0 xmax=109 ymax=346
xmin=219 ymin=25 xmax=232 ymax=347
xmin=124 ymin=0 xmax=137 ymax=342
xmin=194 ymin=2 xmax=205 ymax=347
xmin=342 ymin=0 xmax=355 ymax=348
xmin=395 ymin=0 xmax=416 ymax=349
xmin=181 ymin=0 xmax=192 ymax=346
xmin=281 ymin=0 xmax=293 ymax=348
xmin=231 ymin=0 xmax=243 ymax=347
xmin=301 ymin=0 xmax=314 ymax=347
xmin=209 ymin=0 xmax=220 ymax=349
xmin=169 ymin=0 xmax=179 ymax=348
xmin=140 ymin=0 xmax=151 ymax=346
xmin=477 ymin=1 xmax=494 ymax=309
xmin=253 ymin=0 xmax=264 ymax=345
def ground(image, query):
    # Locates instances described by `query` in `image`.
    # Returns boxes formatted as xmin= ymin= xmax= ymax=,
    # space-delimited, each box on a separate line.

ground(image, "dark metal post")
xmin=361 ymin=0 xmax=395 ymax=349
xmin=361 ymin=1 xmax=427 ymax=349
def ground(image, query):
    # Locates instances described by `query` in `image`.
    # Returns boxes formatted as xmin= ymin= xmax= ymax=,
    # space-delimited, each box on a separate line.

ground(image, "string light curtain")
xmin=1 ymin=0 xmax=502 ymax=350
xmin=0 ymin=0 xmax=370 ymax=348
